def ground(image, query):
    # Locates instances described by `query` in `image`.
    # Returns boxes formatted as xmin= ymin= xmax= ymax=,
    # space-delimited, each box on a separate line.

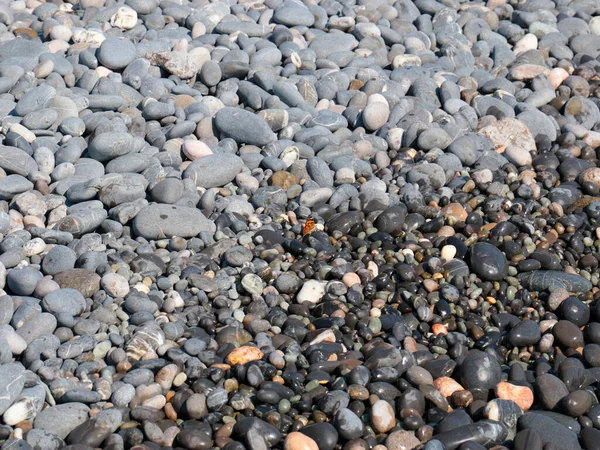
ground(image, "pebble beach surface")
xmin=0 ymin=0 xmax=600 ymax=449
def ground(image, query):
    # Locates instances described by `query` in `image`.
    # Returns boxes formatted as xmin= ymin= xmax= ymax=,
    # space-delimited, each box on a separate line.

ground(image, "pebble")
xmin=284 ymin=432 xmax=319 ymax=450
xmin=0 ymin=0 xmax=596 ymax=448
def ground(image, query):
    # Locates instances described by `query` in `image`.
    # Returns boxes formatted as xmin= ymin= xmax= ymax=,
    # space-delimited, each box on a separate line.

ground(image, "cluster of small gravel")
xmin=1 ymin=0 xmax=600 ymax=449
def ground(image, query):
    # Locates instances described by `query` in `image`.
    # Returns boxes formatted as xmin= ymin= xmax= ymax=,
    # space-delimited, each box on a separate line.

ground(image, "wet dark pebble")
xmin=0 ymin=0 xmax=599 ymax=449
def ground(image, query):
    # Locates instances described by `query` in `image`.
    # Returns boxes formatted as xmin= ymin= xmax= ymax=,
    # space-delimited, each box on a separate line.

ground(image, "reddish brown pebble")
xmin=452 ymin=390 xmax=474 ymax=408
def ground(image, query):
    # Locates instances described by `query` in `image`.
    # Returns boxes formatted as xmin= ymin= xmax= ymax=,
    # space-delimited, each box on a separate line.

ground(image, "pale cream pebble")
xmin=549 ymin=67 xmax=569 ymax=89
xmin=48 ymin=40 xmax=69 ymax=53
xmin=9 ymin=124 xmax=35 ymax=143
xmin=192 ymin=22 xmax=206 ymax=38
xmin=514 ymin=33 xmax=538 ymax=55
xmin=72 ymin=28 xmax=106 ymax=46
xmin=142 ymin=395 xmax=166 ymax=409
xmin=441 ymin=245 xmax=457 ymax=261
xmin=182 ymin=140 xmax=212 ymax=161
xmin=110 ymin=6 xmax=138 ymax=30
xmin=23 ymin=215 xmax=45 ymax=229
xmin=47 ymin=205 xmax=67 ymax=228
xmin=392 ymin=54 xmax=422 ymax=68
xmin=584 ymin=130 xmax=600 ymax=148
xmin=33 ymin=60 xmax=54 ymax=78
xmin=367 ymin=261 xmax=379 ymax=278
xmin=9 ymin=210 xmax=23 ymax=231
xmin=368 ymin=93 xmax=389 ymax=106
xmin=315 ymin=98 xmax=329 ymax=110
xmin=309 ymin=329 xmax=336 ymax=345
xmin=96 ymin=66 xmax=113 ymax=77
xmin=133 ymin=283 xmax=150 ymax=293
xmin=189 ymin=46 xmax=211 ymax=70
xmin=23 ymin=238 xmax=46 ymax=257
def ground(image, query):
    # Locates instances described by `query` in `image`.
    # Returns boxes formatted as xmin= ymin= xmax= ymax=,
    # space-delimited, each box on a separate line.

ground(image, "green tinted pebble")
xmin=238 ymin=234 xmax=252 ymax=246
xmin=305 ymin=380 xmax=320 ymax=392
xmin=592 ymin=275 xmax=599 ymax=286
xmin=278 ymin=399 xmax=291 ymax=414
xmin=94 ymin=341 xmax=112 ymax=358
xmin=482 ymin=302 xmax=490 ymax=315
xmin=357 ymin=232 xmax=366 ymax=240
xmin=465 ymin=236 xmax=478 ymax=246
xmin=358 ymin=247 xmax=367 ymax=254
xmin=375 ymin=292 xmax=388 ymax=301
xmin=101 ymin=367 xmax=115 ymax=379
xmin=406 ymin=233 xmax=418 ymax=242
xmin=581 ymin=270 xmax=591 ymax=280
xmin=431 ymin=346 xmax=447 ymax=355
xmin=506 ymin=276 xmax=519 ymax=287
xmin=304 ymin=248 xmax=317 ymax=257
xmin=365 ymin=227 xmax=377 ymax=235
xmin=470 ymin=288 xmax=482 ymax=299
xmin=457 ymin=322 xmax=467 ymax=334
xmin=584 ymin=237 xmax=594 ymax=247
xmin=507 ymin=286 xmax=517 ymax=301
xmin=368 ymin=318 xmax=381 ymax=333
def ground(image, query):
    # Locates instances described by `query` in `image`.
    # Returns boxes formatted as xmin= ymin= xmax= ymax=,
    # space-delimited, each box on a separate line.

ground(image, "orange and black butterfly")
xmin=302 ymin=216 xmax=317 ymax=236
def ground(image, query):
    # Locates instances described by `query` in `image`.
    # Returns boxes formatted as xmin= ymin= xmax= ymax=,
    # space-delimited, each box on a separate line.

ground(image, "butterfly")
xmin=302 ymin=216 xmax=317 ymax=236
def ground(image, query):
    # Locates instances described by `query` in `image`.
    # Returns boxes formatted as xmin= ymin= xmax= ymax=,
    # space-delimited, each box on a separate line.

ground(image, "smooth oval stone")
xmin=334 ymin=408 xmax=364 ymax=440
xmin=433 ymin=420 xmax=508 ymax=450
xmin=300 ymin=423 xmax=338 ymax=450
xmin=0 ymin=175 xmax=34 ymax=200
xmin=87 ymin=133 xmax=136 ymax=162
xmin=42 ymin=288 xmax=86 ymax=316
xmin=214 ymin=107 xmax=276 ymax=146
xmin=536 ymin=374 xmax=569 ymax=410
xmin=183 ymin=154 xmax=245 ymax=188
xmin=518 ymin=271 xmax=593 ymax=293
xmin=97 ymin=37 xmax=136 ymax=70
xmin=513 ymin=429 xmax=543 ymax=450
xmin=553 ymin=320 xmax=584 ymax=349
xmin=132 ymin=204 xmax=216 ymax=240
xmin=469 ymin=242 xmax=508 ymax=281
xmin=33 ymin=403 xmax=90 ymax=439
xmin=518 ymin=412 xmax=582 ymax=450
xmin=460 ymin=350 xmax=502 ymax=391
xmin=562 ymin=390 xmax=592 ymax=417
xmin=508 ymin=320 xmax=541 ymax=347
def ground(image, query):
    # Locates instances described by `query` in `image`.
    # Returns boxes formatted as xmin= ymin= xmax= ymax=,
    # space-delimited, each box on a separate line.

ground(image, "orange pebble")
xmin=495 ymin=382 xmax=534 ymax=411
xmin=433 ymin=377 xmax=465 ymax=398
xmin=432 ymin=324 xmax=448 ymax=335
xmin=225 ymin=346 xmax=264 ymax=365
